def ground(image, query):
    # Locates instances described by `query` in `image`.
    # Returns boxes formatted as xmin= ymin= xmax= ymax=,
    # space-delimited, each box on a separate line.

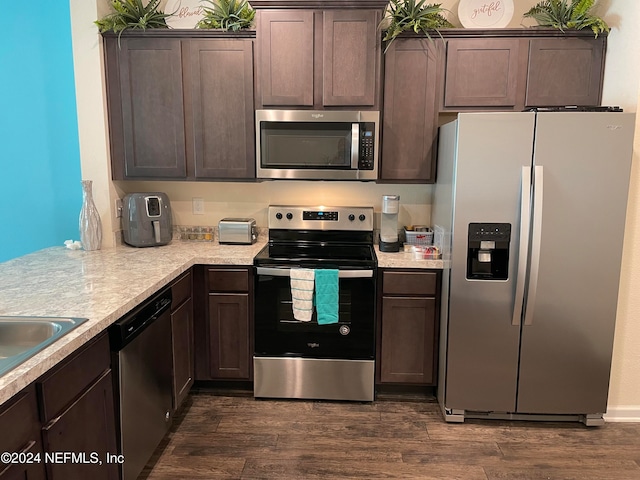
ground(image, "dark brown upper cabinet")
xmin=525 ymin=36 xmax=605 ymax=107
xmin=439 ymin=29 xmax=606 ymax=112
xmin=380 ymin=37 xmax=440 ymax=182
xmin=104 ymin=31 xmax=256 ymax=181
xmin=106 ymin=37 xmax=187 ymax=179
xmin=256 ymin=8 xmax=381 ymax=109
xmin=442 ymin=37 xmax=528 ymax=110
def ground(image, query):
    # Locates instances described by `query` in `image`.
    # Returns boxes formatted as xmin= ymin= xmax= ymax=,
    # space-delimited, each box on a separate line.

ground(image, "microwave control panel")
xmin=359 ymin=123 xmax=375 ymax=170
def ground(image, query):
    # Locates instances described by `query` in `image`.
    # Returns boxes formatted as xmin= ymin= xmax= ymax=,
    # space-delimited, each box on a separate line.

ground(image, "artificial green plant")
xmin=380 ymin=0 xmax=453 ymax=53
xmin=197 ymin=0 xmax=256 ymax=31
xmin=523 ymin=0 xmax=609 ymax=37
xmin=95 ymin=0 xmax=171 ymax=34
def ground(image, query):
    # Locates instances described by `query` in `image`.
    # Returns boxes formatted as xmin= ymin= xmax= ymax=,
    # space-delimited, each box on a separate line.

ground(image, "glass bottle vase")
xmin=79 ymin=180 xmax=102 ymax=251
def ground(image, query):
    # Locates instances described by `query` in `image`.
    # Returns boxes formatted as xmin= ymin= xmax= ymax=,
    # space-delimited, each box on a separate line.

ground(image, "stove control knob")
xmin=348 ymin=214 xmax=355 ymax=222
xmin=359 ymin=214 xmax=366 ymax=222
xmin=286 ymin=212 xmax=293 ymax=220
xmin=275 ymin=212 xmax=283 ymax=220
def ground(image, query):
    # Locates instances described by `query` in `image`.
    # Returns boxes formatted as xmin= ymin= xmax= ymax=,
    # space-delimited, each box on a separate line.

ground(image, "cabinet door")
xmin=0 ymin=385 xmax=46 ymax=480
xmin=208 ymin=293 xmax=250 ymax=379
xmin=185 ymin=40 xmax=255 ymax=178
xmin=322 ymin=10 xmax=379 ymax=106
xmin=41 ymin=370 xmax=119 ymax=480
xmin=526 ymin=36 xmax=605 ymax=107
xmin=381 ymin=38 xmax=439 ymax=182
xmin=171 ymin=297 xmax=194 ymax=411
xmin=258 ymin=10 xmax=314 ymax=106
xmin=443 ymin=38 xmax=527 ymax=109
xmin=380 ymin=296 xmax=436 ymax=384
xmin=0 ymin=441 xmax=46 ymax=480
xmin=114 ymin=38 xmax=187 ymax=178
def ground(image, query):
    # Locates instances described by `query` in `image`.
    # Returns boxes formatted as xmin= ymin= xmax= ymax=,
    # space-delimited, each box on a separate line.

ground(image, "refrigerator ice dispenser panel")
xmin=467 ymin=223 xmax=511 ymax=280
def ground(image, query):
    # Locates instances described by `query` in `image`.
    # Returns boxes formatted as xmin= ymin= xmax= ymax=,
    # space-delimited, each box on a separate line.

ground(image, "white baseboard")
xmin=604 ymin=406 xmax=640 ymax=422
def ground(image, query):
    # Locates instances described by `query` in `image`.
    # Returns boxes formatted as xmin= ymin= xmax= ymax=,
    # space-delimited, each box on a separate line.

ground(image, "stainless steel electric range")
xmin=253 ymin=205 xmax=377 ymax=402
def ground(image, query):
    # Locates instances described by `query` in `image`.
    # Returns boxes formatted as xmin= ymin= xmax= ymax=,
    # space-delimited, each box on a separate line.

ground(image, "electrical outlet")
xmin=192 ymin=197 xmax=205 ymax=215
xmin=115 ymin=199 xmax=123 ymax=218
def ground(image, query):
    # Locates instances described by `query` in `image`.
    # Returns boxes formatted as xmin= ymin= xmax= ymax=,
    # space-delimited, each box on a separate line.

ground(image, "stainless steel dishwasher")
xmin=109 ymin=287 xmax=173 ymax=480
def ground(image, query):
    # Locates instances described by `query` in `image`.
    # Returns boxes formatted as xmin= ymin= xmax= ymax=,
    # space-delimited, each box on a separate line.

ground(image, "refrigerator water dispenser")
xmin=467 ymin=223 xmax=511 ymax=280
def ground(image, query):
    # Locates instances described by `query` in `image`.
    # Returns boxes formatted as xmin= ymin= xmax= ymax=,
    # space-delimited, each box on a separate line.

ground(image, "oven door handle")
xmin=256 ymin=267 xmax=373 ymax=278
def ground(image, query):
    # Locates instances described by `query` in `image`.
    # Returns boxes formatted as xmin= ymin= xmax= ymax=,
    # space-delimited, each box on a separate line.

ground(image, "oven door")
xmin=254 ymin=267 xmax=376 ymax=360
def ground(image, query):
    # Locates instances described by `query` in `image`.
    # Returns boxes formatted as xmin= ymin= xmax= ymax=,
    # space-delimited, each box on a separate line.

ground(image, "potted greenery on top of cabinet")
xmin=197 ymin=0 xmax=256 ymax=31
xmin=379 ymin=0 xmax=452 ymax=53
xmin=523 ymin=0 xmax=609 ymax=37
xmin=95 ymin=0 xmax=171 ymax=35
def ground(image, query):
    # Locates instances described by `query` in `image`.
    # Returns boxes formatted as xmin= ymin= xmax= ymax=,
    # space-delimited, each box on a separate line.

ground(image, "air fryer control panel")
xmin=146 ymin=196 xmax=161 ymax=217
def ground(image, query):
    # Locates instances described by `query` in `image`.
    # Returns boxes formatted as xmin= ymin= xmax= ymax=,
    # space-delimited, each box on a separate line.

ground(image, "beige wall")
xmin=73 ymin=0 xmax=640 ymax=419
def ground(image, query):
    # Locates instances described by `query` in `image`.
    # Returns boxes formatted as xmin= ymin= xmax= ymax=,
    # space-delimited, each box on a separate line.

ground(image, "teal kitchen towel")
xmin=315 ymin=269 xmax=339 ymax=325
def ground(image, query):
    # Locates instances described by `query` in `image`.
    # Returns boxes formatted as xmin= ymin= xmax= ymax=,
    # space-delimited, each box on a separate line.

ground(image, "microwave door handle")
xmin=351 ymin=123 xmax=360 ymax=169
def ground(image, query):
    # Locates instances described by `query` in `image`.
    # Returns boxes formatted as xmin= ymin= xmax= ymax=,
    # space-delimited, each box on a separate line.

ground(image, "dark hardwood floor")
xmin=140 ymin=390 xmax=640 ymax=480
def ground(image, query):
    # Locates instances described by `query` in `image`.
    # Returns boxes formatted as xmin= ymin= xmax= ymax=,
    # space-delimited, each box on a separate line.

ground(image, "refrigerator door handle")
xmin=512 ymin=166 xmax=532 ymax=326
xmin=524 ymin=165 xmax=544 ymax=326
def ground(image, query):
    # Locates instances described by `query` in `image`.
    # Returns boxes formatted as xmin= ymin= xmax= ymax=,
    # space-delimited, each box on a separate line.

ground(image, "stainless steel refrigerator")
xmin=432 ymin=111 xmax=635 ymax=425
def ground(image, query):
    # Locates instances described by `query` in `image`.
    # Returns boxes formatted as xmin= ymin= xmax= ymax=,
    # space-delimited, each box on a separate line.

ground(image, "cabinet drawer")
xmin=382 ymin=271 xmax=437 ymax=296
xmin=172 ymin=270 xmax=192 ymax=309
xmin=207 ymin=268 xmax=249 ymax=292
xmin=0 ymin=384 xmax=40 ymax=455
xmin=37 ymin=333 xmax=110 ymax=423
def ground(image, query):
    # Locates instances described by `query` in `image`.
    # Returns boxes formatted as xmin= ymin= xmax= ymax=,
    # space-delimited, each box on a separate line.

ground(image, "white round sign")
xmin=458 ymin=0 xmax=514 ymax=29
xmin=165 ymin=0 xmax=206 ymax=29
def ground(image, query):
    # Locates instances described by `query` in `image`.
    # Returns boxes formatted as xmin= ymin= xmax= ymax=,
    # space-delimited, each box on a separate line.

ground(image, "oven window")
xmin=260 ymin=122 xmax=351 ymax=169
xmin=255 ymin=273 xmax=375 ymax=360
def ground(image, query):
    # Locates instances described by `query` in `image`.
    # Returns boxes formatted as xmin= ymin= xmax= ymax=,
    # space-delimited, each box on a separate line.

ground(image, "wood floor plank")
xmin=483 ymin=466 xmax=640 ymax=480
xmin=140 ymin=393 xmax=640 ymax=480
xmin=240 ymin=457 xmax=488 ymax=480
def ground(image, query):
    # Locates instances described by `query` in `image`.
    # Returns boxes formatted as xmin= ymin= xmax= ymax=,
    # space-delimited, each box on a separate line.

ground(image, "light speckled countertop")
xmin=0 ymin=239 xmax=267 ymax=406
xmin=0 ymin=239 xmax=443 ymax=406
xmin=374 ymin=245 xmax=445 ymax=270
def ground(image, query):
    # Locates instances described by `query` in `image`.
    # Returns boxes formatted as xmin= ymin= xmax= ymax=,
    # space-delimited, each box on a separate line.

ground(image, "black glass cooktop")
xmin=254 ymin=243 xmax=376 ymax=269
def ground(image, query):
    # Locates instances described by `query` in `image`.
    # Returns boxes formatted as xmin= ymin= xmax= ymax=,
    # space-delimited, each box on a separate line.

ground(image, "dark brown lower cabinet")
xmin=170 ymin=270 xmax=194 ymax=411
xmin=378 ymin=270 xmax=440 ymax=385
xmin=194 ymin=266 xmax=253 ymax=381
xmin=208 ymin=293 xmax=250 ymax=379
xmin=37 ymin=333 xmax=118 ymax=480
xmin=41 ymin=371 xmax=118 ymax=480
xmin=0 ymin=384 xmax=46 ymax=480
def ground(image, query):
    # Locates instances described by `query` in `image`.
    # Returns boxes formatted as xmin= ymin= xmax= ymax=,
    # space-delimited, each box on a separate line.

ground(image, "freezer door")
xmin=445 ymin=112 xmax=536 ymax=413
xmin=517 ymin=112 xmax=634 ymax=414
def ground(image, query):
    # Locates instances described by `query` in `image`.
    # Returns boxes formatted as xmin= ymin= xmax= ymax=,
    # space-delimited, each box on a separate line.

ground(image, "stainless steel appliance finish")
xmin=109 ymin=289 xmax=173 ymax=480
xmin=254 ymin=205 xmax=377 ymax=402
xmin=122 ymin=192 xmax=173 ymax=247
xmin=433 ymin=111 xmax=635 ymax=425
xmin=218 ymin=217 xmax=257 ymax=244
xmin=256 ymin=110 xmax=379 ymax=180
xmin=254 ymin=357 xmax=375 ymax=401
xmin=0 ymin=316 xmax=87 ymax=378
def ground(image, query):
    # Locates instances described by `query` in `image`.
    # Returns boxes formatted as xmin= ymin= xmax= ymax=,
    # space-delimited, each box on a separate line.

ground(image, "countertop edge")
xmin=0 ymin=242 xmax=442 ymax=405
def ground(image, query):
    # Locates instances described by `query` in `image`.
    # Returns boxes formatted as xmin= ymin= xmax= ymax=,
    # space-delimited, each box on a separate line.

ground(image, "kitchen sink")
xmin=0 ymin=317 xmax=88 ymax=378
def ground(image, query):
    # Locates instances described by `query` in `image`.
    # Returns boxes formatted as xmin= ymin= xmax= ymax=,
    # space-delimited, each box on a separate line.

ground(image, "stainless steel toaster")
xmin=218 ymin=218 xmax=257 ymax=245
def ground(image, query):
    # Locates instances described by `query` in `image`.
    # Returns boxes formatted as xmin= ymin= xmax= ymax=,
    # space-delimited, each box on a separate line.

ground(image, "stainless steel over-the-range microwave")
xmin=255 ymin=110 xmax=379 ymax=180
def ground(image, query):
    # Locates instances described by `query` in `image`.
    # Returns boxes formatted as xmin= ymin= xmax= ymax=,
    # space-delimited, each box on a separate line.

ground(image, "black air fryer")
xmin=122 ymin=193 xmax=173 ymax=247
